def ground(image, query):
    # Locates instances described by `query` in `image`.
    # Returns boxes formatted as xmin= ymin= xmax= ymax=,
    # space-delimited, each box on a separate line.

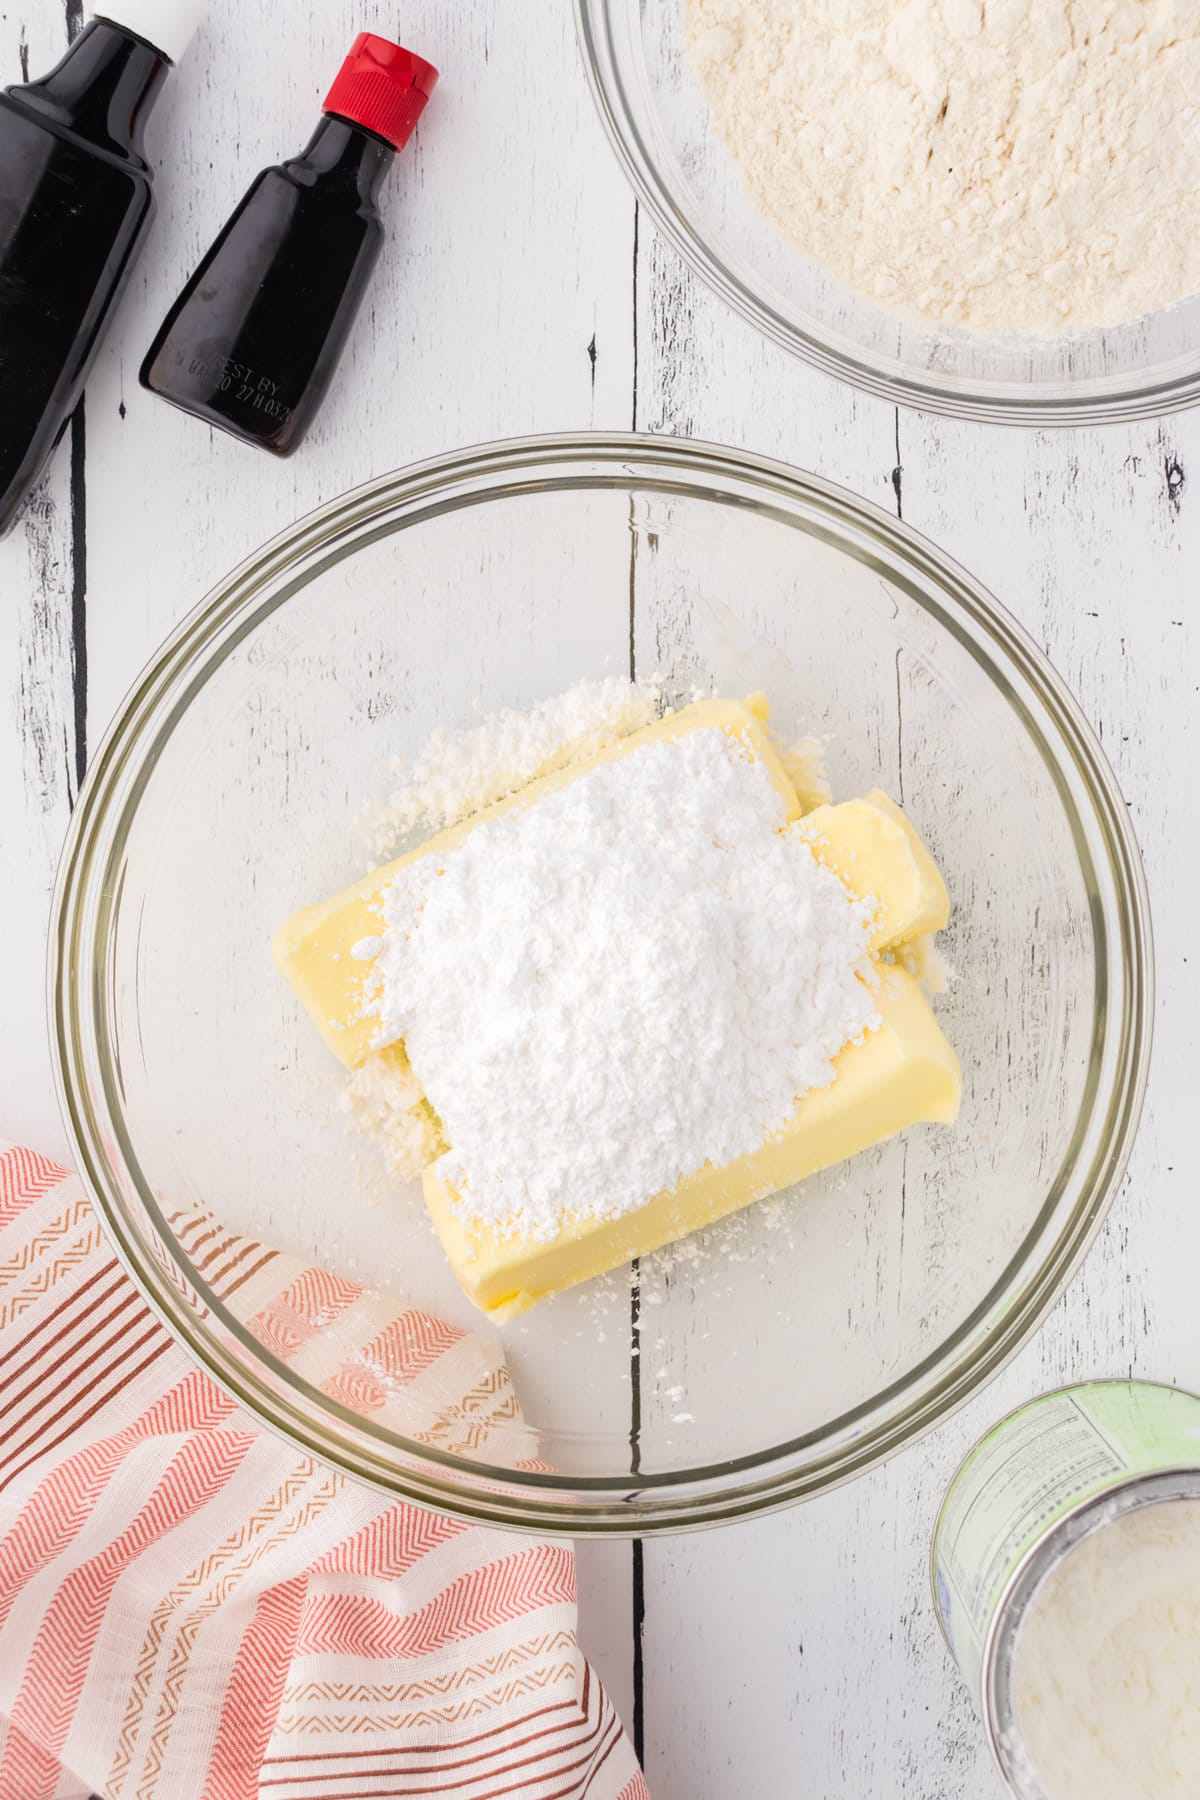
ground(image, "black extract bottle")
xmin=140 ymin=34 xmax=438 ymax=456
xmin=0 ymin=4 xmax=201 ymax=537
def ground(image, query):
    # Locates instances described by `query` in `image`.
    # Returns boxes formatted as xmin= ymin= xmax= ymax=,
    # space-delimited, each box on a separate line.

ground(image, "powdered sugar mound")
xmin=373 ymin=727 xmax=878 ymax=1241
xmin=362 ymin=677 xmax=661 ymax=857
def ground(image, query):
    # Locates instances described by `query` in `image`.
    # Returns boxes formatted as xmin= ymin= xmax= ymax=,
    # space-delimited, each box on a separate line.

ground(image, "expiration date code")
xmin=187 ymin=355 xmax=292 ymax=421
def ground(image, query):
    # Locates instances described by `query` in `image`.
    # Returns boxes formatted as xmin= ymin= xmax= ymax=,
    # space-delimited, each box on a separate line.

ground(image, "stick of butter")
xmin=426 ymin=963 xmax=959 ymax=1321
xmin=798 ymin=789 xmax=950 ymax=947
xmin=273 ymin=697 xmax=960 ymax=1320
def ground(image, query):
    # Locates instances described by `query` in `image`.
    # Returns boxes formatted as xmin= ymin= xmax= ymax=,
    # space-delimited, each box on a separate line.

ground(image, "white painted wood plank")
xmin=575 ymin=1540 xmax=637 ymax=1739
xmin=636 ymin=220 xmax=899 ymax=496
xmin=0 ymin=468 xmax=77 ymax=1168
xmin=0 ymin=3 xmax=82 ymax=1166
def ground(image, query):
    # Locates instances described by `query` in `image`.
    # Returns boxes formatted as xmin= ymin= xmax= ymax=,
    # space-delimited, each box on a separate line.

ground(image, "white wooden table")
xmin=3 ymin=3 xmax=1198 ymax=1795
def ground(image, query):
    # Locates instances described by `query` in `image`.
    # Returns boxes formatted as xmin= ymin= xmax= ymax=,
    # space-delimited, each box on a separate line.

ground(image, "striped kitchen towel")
xmin=0 ymin=1142 xmax=646 ymax=1800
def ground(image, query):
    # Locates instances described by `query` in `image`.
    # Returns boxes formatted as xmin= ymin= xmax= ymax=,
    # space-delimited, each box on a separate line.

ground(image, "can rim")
xmin=927 ymin=1376 xmax=1199 ymax=1656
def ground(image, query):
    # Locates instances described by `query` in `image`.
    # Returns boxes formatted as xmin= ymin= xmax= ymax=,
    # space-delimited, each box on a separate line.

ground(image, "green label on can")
xmin=931 ymin=1381 xmax=1200 ymax=1703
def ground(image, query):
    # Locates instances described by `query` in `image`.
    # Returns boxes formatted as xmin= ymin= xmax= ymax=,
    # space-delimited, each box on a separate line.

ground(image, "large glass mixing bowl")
xmin=575 ymin=0 xmax=1200 ymax=424
xmin=51 ymin=435 xmax=1151 ymax=1532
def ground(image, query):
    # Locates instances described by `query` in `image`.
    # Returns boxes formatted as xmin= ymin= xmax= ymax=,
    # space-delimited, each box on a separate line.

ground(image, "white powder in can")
xmin=686 ymin=0 xmax=1200 ymax=334
xmin=1012 ymin=1497 xmax=1200 ymax=1799
xmin=371 ymin=726 xmax=878 ymax=1241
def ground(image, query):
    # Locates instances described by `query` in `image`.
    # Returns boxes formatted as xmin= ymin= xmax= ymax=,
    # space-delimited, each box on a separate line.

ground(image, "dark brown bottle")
xmin=0 ymin=1 xmax=202 ymax=536
xmin=140 ymin=33 xmax=437 ymax=455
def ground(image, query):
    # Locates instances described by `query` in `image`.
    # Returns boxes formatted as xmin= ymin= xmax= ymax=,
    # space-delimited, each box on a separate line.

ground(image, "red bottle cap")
xmin=323 ymin=33 xmax=439 ymax=151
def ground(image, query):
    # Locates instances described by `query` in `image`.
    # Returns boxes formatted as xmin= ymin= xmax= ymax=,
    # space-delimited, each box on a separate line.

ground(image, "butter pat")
xmin=799 ymin=789 xmax=949 ymax=948
xmin=425 ymin=965 xmax=960 ymax=1320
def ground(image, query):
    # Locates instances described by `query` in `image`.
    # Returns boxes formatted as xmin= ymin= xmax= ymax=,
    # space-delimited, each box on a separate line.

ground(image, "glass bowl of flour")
xmin=51 ymin=435 xmax=1151 ymax=1530
xmin=576 ymin=0 xmax=1200 ymax=423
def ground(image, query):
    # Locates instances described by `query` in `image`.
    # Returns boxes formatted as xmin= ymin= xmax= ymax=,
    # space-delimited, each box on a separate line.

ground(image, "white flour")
xmin=362 ymin=676 xmax=661 ymax=857
xmin=1012 ymin=1498 xmax=1200 ymax=1799
xmin=686 ymin=0 xmax=1200 ymax=333
xmin=371 ymin=726 xmax=878 ymax=1240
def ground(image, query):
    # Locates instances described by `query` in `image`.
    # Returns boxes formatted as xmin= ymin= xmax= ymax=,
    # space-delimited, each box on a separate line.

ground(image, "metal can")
xmin=931 ymin=1380 xmax=1200 ymax=1795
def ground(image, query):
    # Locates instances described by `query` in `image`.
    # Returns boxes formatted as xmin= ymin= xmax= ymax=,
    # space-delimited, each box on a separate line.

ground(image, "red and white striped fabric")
xmin=0 ymin=1142 xmax=647 ymax=1800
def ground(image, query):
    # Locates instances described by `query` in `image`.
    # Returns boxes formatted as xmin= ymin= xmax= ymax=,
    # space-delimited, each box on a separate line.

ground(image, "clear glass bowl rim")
xmin=573 ymin=0 xmax=1200 ymax=427
xmin=50 ymin=432 xmax=1153 ymax=1534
